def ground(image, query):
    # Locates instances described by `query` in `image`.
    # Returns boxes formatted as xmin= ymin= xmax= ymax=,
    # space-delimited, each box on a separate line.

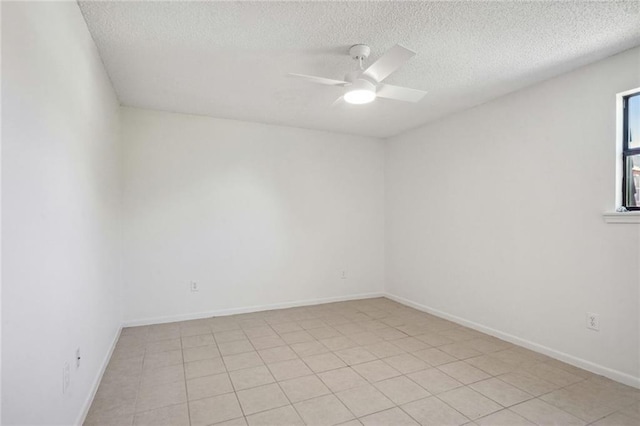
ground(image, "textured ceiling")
xmin=78 ymin=1 xmax=640 ymax=138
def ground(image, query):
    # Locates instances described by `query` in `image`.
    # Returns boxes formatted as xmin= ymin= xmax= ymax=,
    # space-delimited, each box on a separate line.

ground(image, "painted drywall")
xmin=2 ymin=2 xmax=122 ymax=424
xmin=386 ymin=46 xmax=640 ymax=385
xmin=121 ymin=107 xmax=385 ymax=324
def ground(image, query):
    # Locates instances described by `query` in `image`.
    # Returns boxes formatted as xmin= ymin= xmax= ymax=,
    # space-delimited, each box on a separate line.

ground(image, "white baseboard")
xmin=384 ymin=293 xmax=640 ymax=389
xmin=123 ymin=292 xmax=386 ymax=327
xmin=75 ymin=325 xmax=122 ymax=426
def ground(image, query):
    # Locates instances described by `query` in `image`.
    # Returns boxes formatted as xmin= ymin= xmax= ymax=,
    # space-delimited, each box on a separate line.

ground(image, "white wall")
xmin=122 ymin=107 xmax=385 ymax=324
xmin=2 ymin=2 xmax=122 ymax=425
xmin=386 ymin=47 xmax=640 ymax=386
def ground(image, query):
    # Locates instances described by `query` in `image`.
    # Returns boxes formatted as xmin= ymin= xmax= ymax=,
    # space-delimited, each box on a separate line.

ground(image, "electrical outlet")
xmin=341 ymin=270 xmax=347 ymax=279
xmin=62 ymin=362 xmax=70 ymax=394
xmin=190 ymin=282 xmax=199 ymax=292
xmin=76 ymin=348 xmax=81 ymax=369
xmin=586 ymin=312 xmax=600 ymax=331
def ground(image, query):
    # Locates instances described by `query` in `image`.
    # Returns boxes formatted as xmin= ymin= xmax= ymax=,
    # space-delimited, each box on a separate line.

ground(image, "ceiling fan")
xmin=289 ymin=44 xmax=427 ymax=105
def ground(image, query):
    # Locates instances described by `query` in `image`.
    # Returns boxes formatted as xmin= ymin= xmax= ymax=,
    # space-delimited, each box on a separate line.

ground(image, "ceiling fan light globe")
xmin=344 ymin=89 xmax=376 ymax=104
xmin=344 ymin=79 xmax=376 ymax=105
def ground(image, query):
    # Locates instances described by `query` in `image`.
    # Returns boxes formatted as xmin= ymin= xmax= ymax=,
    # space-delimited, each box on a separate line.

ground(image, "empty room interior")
xmin=3 ymin=1 xmax=640 ymax=425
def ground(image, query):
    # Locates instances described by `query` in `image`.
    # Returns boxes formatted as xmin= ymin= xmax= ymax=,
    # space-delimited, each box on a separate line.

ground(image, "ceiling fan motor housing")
xmin=349 ymin=44 xmax=371 ymax=61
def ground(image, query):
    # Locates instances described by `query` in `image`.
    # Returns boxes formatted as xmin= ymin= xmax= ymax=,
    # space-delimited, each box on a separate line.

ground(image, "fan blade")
xmin=288 ymin=73 xmax=348 ymax=86
xmin=377 ymin=84 xmax=427 ymax=103
xmin=363 ymin=44 xmax=416 ymax=82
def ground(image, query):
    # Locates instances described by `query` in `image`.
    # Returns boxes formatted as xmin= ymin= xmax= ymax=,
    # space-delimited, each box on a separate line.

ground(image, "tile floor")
xmin=84 ymin=298 xmax=640 ymax=426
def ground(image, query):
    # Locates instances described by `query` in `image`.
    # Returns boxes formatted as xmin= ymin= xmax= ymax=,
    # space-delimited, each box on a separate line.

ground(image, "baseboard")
xmin=75 ymin=325 xmax=122 ymax=426
xmin=123 ymin=292 xmax=386 ymax=327
xmin=384 ymin=293 xmax=640 ymax=389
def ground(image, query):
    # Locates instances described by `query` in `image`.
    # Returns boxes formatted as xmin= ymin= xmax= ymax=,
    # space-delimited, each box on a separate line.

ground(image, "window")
xmin=622 ymin=92 xmax=640 ymax=210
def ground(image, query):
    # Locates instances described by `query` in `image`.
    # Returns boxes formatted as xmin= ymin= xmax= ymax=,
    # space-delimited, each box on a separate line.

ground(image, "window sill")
xmin=603 ymin=211 xmax=640 ymax=224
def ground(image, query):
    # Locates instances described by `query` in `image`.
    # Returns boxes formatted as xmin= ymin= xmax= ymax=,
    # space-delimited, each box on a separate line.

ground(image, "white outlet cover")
xmin=586 ymin=312 xmax=600 ymax=331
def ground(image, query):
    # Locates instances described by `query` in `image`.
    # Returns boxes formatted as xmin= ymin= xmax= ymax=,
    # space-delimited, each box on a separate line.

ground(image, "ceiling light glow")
xmin=344 ymin=79 xmax=376 ymax=104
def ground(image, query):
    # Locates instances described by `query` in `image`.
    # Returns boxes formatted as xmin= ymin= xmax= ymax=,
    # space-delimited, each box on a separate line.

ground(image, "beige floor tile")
xmin=187 ymin=372 xmax=234 ymax=400
xmin=470 ymin=378 xmax=533 ymax=407
xmin=229 ymin=366 xmax=275 ymax=391
xmin=524 ymin=363 xmax=584 ymax=387
xmin=510 ymin=399 xmax=586 ymax=426
xmin=140 ymin=364 xmax=184 ymax=387
xmin=335 ymin=420 xmax=363 ymax=426
xmin=224 ymin=352 xmax=265 ymax=371
xmin=360 ymin=407 xmax=419 ymax=425
xmin=143 ymin=349 xmax=183 ymax=370
xmin=591 ymin=412 xmax=640 ymax=426
xmin=464 ymin=338 xmax=512 ymax=354
xmin=465 ymin=355 xmax=515 ymax=376
xmin=334 ymin=323 xmax=367 ymax=335
xmin=408 ymin=368 xmax=462 ymax=395
xmin=352 ymin=360 xmax=401 ymax=383
xmin=258 ymin=346 xmax=298 ymax=364
xmin=350 ymin=332 xmax=383 ymax=346
xmin=320 ymin=336 xmax=358 ymax=351
xmin=135 ymin=379 xmax=187 ymax=413
xmin=182 ymin=334 xmax=215 ymax=349
xmin=219 ymin=340 xmax=256 ymax=356
xmin=280 ymin=375 xmax=331 ymax=403
xmin=183 ymin=344 xmax=220 ymax=363
xmin=271 ymin=322 xmax=303 ymax=334
xmin=89 ymin=379 xmax=139 ymax=414
xmin=244 ymin=326 xmax=277 ymax=339
xmin=246 ymin=405 xmax=304 ymax=426
xmin=392 ymin=337 xmax=431 ymax=353
xmin=364 ymin=341 xmax=405 ymax=358
xmin=281 ymin=331 xmax=316 ymax=344
xmin=539 ymin=388 xmax=618 ymax=423
xmin=474 ymin=409 xmax=535 ymax=426
xmin=189 ymin=393 xmax=243 ymax=426
xmin=180 ymin=325 xmax=212 ymax=337
xmin=498 ymin=371 xmax=559 ymax=396
xmin=103 ymin=355 xmax=144 ymax=380
xmin=620 ymin=401 xmax=640 ymax=419
xmin=303 ymin=352 xmax=347 ymax=373
xmin=145 ymin=338 xmax=181 ymax=354
xmin=291 ymin=341 xmax=330 ymax=357
xmin=334 ymin=347 xmax=378 ymax=365
xmin=383 ymin=354 xmax=429 ymax=374
xmin=439 ymin=343 xmax=484 ymax=360
xmin=308 ymin=326 xmax=343 ymax=339
xmin=133 ymin=403 xmax=189 ymax=426
xmin=215 ymin=418 xmax=248 ymax=426
xmin=438 ymin=386 xmax=503 ymax=420
xmin=185 ymin=357 xmax=227 ymax=380
xmin=401 ymin=396 xmax=469 ymax=426
xmin=318 ymin=367 xmax=368 ymax=392
xmin=415 ymin=332 xmax=455 ymax=347
xmin=250 ymin=336 xmax=287 ymax=350
xmin=375 ymin=376 xmax=430 ymax=405
xmin=294 ymin=394 xmax=355 ymax=426
xmin=336 ymin=384 xmax=394 ymax=417
xmin=237 ymin=383 xmax=290 ymax=415
xmin=438 ymin=361 xmax=491 ymax=385
xmin=147 ymin=328 xmax=181 ymax=342
xmin=374 ymin=327 xmax=408 ymax=341
xmin=84 ymin=411 xmax=134 ymax=426
xmin=215 ymin=330 xmax=247 ymax=343
xmin=267 ymin=358 xmax=313 ymax=381
xmin=414 ymin=348 xmax=457 ymax=366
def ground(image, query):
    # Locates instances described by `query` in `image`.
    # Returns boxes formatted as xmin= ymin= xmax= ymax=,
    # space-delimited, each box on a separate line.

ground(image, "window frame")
xmin=622 ymin=92 xmax=640 ymax=211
